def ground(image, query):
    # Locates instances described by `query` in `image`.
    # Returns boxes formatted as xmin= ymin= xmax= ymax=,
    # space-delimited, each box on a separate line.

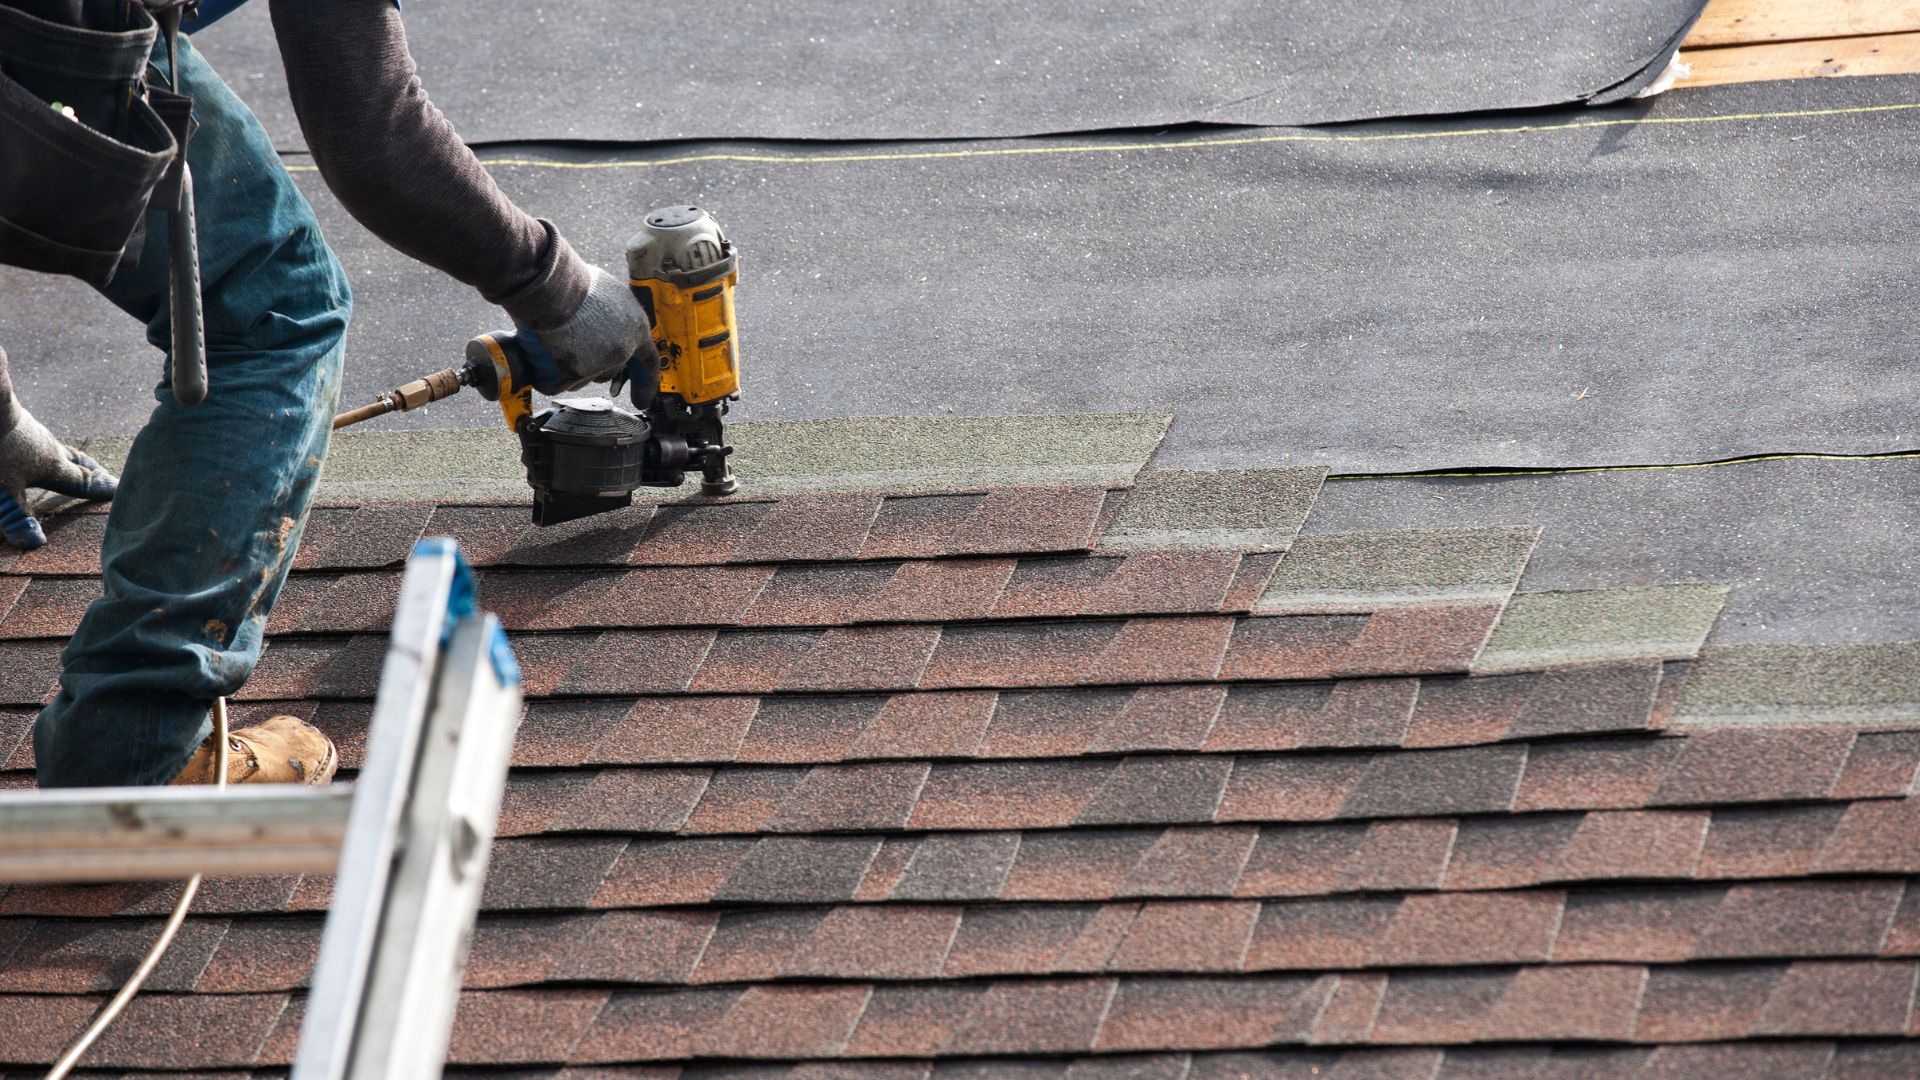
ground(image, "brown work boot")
xmin=170 ymin=715 xmax=339 ymax=786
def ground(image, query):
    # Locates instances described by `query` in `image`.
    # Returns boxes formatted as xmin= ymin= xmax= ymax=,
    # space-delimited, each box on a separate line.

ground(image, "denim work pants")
xmin=33 ymin=34 xmax=351 ymax=787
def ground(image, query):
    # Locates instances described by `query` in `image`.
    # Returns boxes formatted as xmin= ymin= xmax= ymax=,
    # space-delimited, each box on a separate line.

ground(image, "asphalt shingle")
xmin=9 ymin=473 xmax=1920 ymax=1076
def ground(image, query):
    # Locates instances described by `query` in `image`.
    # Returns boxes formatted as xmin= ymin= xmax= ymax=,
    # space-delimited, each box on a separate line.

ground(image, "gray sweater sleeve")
xmin=266 ymin=0 xmax=588 ymax=329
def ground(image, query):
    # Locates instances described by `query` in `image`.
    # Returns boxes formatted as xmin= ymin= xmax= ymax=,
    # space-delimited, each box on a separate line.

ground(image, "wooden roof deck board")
xmin=1678 ymin=0 xmax=1920 ymax=85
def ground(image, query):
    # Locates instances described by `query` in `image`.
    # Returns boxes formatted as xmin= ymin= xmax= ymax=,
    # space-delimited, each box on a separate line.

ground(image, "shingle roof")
xmin=3 ymin=472 xmax=1917 ymax=1074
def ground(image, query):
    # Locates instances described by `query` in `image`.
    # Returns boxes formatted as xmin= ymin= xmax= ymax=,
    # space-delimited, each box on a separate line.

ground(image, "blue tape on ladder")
xmin=487 ymin=622 xmax=522 ymax=688
xmin=412 ymin=536 xmax=520 ymax=687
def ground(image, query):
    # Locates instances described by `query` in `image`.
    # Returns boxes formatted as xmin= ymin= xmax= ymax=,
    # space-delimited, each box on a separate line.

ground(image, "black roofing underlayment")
xmin=8 ymin=77 xmax=1913 ymax=472
xmin=191 ymin=0 xmax=1705 ymax=148
xmin=1313 ymin=458 xmax=1920 ymax=645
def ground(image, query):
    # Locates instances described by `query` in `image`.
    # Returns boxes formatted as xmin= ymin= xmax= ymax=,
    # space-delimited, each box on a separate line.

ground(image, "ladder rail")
xmin=293 ymin=538 xmax=522 ymax=1080
xmin=337 ymin=612 xmax=521 ymax=1079
xmin=287 ymin=539 xmax=465 ymax=1076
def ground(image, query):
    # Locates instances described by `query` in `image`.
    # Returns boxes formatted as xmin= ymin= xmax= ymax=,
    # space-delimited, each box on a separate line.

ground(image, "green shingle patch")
xmin=1258 ymin=526 xmax=1540 ymax=613
xmin=721 ymin=413 xmax=1174 ymax=493
xmin=1100 ymin=468 xmax=1327 ymax=551
xmin=148 ymin=413 xmax=1175 ymax=505
xmin=315 ymin=429 xmax=522 ymax=503
xmin=1473 ymin=583 xmax=1730 ymax=674
xmin=1674 ymin=643 xmax=1920 ymax=726
xmin=71 ymin=434 xmax=133 ymax=473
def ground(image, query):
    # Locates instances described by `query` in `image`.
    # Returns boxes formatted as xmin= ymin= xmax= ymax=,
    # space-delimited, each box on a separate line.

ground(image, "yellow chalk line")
xmin=1328 ymin=448 xmax=1920 ymax=482
xmin=281 ymin=100 xmax=1920 ymax=173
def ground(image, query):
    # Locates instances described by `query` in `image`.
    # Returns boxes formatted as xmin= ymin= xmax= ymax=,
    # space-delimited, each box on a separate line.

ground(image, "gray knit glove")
xmin=515 ymin=266 xmax=660 ymax=395
xmin=0 ymin=355 xmax=117 ymax=549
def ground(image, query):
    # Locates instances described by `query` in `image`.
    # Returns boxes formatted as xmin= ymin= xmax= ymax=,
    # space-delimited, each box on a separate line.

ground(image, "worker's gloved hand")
xmin=514 ymin=266 xmax=660 ymax=395
xmin=614 ymin=349 xmax=661 ymax=409
xmin=0 ymin=397 xmax=118 ymax=550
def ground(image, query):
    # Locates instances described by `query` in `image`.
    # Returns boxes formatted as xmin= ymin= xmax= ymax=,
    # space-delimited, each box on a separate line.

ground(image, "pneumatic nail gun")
xmin=333 ymin=206 xmax=742 ymax=526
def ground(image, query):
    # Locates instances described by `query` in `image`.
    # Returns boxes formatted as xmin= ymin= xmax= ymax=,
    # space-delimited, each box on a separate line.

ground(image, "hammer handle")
xmin=168 ymin=164 xmax=208 ymax=406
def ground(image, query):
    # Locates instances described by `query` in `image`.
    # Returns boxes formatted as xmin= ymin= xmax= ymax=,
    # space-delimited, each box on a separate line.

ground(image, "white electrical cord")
xmin=44 ymin=697 xmax=230 ymax=1080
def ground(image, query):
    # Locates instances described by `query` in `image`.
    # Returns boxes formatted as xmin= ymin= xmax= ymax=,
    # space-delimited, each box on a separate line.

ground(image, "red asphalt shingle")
xmin=7 ymin=483 xmax=1916 ymax=1076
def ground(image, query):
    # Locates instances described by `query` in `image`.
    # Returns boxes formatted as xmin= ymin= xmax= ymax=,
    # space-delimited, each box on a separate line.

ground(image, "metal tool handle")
xmin=168 ymin=165 xmax=208 ymax=406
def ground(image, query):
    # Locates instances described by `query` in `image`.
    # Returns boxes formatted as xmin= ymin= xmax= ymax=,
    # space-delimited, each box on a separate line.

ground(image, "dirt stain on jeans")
xmin=260 ymin=515 xmax=299 ymax=587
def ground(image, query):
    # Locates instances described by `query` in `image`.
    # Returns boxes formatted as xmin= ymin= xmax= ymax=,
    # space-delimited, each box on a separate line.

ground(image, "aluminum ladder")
xmin=0 ymin=538 xmax=522 ymax=1078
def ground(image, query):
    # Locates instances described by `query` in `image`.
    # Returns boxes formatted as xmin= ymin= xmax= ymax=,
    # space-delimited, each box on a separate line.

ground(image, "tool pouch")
xmin=0 ymin=0 xmax=181 ymax=286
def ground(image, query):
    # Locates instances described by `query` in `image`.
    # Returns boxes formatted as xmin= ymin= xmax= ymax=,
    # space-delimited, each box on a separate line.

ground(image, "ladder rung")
xmin=0 ymin=785 xmax=352 ymax=883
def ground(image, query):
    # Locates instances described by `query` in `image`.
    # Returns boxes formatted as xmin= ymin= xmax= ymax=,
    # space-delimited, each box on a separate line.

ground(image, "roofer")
xmin=2 ymin=0 xmax=655 ymax=787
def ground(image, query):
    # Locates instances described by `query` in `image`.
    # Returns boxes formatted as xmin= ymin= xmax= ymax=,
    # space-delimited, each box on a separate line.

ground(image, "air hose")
xmin=43 ymin=698 xmax=230 ymax=1080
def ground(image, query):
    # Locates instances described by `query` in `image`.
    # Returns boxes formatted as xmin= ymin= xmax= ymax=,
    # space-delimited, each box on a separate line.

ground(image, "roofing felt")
xmin=1305 ymin=456 xmax=1920 ymax=645
xmin=3 ymin=470 xmax=1918 ymax=1073
xmin=190 ymin=0 xmax=1704 ymax=148
xmin=14 ymin=76 xmax=1917 ymax=473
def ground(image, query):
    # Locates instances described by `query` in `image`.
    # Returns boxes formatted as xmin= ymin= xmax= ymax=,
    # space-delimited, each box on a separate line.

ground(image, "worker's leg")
xmin=33 ymin=35 xmax=350 ymax=787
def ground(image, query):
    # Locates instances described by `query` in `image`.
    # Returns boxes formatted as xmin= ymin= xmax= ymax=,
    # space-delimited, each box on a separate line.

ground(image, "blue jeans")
xmin=33 ymin=35 xmax=350 ymax=787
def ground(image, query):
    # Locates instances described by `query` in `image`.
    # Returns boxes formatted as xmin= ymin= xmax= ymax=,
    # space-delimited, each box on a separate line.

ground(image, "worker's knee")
xmin=200 ymin=205 xmax=353 ymax=367
xmin=176 ymin=38 xmax=352 ymax=365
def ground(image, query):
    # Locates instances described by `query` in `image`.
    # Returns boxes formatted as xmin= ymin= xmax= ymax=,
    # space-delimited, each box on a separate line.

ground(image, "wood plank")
xmin=1676 ymin=30 xmax=1920 ymax=87
xmin=1686 ymin=0 xmax=1920 ymax=48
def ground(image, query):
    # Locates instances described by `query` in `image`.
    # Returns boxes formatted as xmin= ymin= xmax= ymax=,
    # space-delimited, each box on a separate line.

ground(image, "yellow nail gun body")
xmin=632 ymin=205 xmax=741 ymax=409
